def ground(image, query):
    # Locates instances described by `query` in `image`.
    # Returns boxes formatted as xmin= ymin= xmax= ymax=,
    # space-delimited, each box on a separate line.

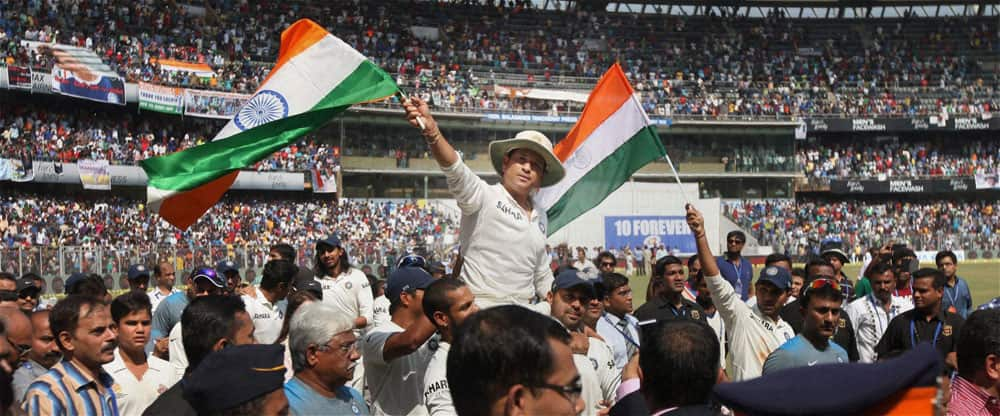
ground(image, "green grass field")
xmin=629 ymin=261 xmax=1000 ymax=308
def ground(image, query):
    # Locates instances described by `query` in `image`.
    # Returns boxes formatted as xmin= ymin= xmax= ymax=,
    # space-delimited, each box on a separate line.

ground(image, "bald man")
xmin=0 ymin=307 xmax=31 ymax=370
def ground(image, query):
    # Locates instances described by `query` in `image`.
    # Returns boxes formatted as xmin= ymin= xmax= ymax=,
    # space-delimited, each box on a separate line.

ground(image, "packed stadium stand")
xmin=1 ymin=0 xmax=999 ymax=280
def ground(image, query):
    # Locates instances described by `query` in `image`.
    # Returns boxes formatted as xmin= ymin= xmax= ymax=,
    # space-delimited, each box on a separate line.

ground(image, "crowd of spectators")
xmin=725 ymin=198 xmax=1000 ymax=255
xmin=0 ymin=192 xmax=459 ymax=276
xmin=0 ymin=99 xmax=339 ymax=171
xmin=2 ymin=1 xmax=998 ymax=117
xmin=798 ymin=136 xmax=999 ymax=179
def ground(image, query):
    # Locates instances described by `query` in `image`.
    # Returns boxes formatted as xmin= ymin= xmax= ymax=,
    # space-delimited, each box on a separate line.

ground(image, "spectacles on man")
xmin=532 ymin=379 xmax=583 ymax=406
xmin=599 ymin=262 xmax=615 ymax=268
xmin=7 ymin=337 xmax=30 ymax=360
xmin=727 ymin=239 xmax=745 ymax=245
xmin=319 ymin=339 xmax=358 ymax=355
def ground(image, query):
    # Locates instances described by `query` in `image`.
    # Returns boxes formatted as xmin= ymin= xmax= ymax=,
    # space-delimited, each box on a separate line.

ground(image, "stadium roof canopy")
xmin=536 ymin=0 xmax=1000 ymax=17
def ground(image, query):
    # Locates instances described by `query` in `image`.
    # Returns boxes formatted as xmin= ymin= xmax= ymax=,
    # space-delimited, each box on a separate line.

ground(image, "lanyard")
xmin=910 ymin=319 xmax=943 ymax=349
xmin=731 ymin=259 xmax=744 ymax=295
xmin=868 ymin=295 xmax=887 ymax=335
xmin=944 ymin=281 xmax=960 ymax=308
xmin=603 ymin=313 xmax=640 ymax=348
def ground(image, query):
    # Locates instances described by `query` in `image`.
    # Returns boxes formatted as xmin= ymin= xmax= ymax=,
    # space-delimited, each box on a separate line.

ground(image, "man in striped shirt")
xmin=23 ymin=295 xmax=119 ymax=416
xmin=948 ymin=308 xmax=999 ymax=416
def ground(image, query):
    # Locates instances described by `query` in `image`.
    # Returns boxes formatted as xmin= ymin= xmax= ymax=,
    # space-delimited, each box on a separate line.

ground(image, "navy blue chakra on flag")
xmin=235 ymin=90 xmax=290 ymax=131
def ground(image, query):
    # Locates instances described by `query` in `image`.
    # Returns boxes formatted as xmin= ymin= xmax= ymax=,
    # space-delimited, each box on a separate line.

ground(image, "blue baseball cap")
xmin=386 ymin=267 xmax=434 ymax=304
xmin=127 ymin=264 xmax=151 ymax=281
xmin=551 ymin=269 xmax=592 ymax=293
xmin=317 ymin=234 xmax=342 ymax=248
xmin=64 ymin=272 xmax=87 ymax=294
xmin=758 ymin=266 xmax=791 ymax=291
xmin=215 ymin=260 xmax=239 ymax=275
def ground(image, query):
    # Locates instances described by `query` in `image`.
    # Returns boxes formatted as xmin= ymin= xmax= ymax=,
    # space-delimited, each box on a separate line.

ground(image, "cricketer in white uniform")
xmin=404 ymin=97 xmax=565 ymax=309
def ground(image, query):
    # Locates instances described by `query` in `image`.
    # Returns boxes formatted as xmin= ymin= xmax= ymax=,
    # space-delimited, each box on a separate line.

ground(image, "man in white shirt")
xmin=844 ymin=262 xmax=913 ymax=363
xmin=361 ymin=267 xmax=438 ymax=415
xmin=404 ymin=98 xmax=565 ymax=308
xmin=314 ymin=234 xmax=374 ymax=332
xmin=148 ymin=262 xmax=180 ymax=314
xmin=104 ymin=291 xmax=179 ymax=415
xmin=595 ymin=273 xmax=640 ymax=372
xmin=421 ymin=279 xmax=479 ymax=416
xmin=243 ymin=260 xmax=294 ymax=344
xmin=686 ymin=205 xmax=794 ymax=381
xmin=548 ymin=270 xmax=620 ymax=415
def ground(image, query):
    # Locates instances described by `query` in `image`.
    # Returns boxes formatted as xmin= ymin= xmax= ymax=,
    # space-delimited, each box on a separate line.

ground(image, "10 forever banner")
xmin=830 ymin=178 xmax=977 ymax=194
xmin=604 ymin=216 xmax=696 ymax=252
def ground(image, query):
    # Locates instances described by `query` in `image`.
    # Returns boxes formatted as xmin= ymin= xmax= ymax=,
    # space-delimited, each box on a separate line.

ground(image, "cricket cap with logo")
xmin=488 ymin=130 xmax=566 ymax=187
xmin=15 ymin=277 xmax=38 ymax=296
xmin=386 ymin=267 xmax=435 ymax=305
xmin=127 ymin=264 xmax=151 ymax=281
xmin=551 ymin=269 xmax=596 ymax=297
xmin=183 ymin=344 xmax=286 ymax=413
xmin=820 ymin=241 xmax=850 ymax=264
xmin=757 ymin=266 xmax=792 ymax=291
xmin=216 ymin=260 xmax=239 ymax=275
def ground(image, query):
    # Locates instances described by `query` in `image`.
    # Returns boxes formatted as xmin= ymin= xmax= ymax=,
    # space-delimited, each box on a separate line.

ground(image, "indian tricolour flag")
xmin=537 ymin=63 xmax=667 ymax=235
xmin=141 ymin=19 xmax=397 ymax=230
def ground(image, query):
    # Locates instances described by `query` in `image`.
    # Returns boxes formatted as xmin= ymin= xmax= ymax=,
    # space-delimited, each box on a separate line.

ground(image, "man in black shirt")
xmin=634 ymin=256 xmax=707 ymax=324
xmin=780 ymin=258 xmax=860 ymax=362
xmin=876 ymin=268 xmax=964 ymax=369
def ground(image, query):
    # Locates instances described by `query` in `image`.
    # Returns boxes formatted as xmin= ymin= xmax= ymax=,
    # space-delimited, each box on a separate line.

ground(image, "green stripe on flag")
xmin=545 ymin=126 xmax=666 ymax=235
xmin=142 ymin=61 xmax=397 ymax=191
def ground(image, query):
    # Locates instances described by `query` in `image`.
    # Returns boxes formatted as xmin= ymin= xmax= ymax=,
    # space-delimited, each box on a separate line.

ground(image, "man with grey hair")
xmin=284 ymin=302 xmax=369 ymax=415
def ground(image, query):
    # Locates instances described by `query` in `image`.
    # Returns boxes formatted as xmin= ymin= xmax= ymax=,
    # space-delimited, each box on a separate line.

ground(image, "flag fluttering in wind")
xmin=141 ymin=19 xmax=398 ymax=229
xmin=536 ymin=63 xmax=667 ymax=235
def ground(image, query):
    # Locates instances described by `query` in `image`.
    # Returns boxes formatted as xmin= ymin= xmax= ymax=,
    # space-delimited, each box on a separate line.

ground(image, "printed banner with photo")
xmin=1 ymin=158 xmax=35 ymax=182
xmin=5 ymin=66 xmax=32 ymax=90
xmin=184 ymin=89 xmax=250 ymax=119
xmin=975 ymin=173 xmax=1000 ymax=190
xmin=78 ymin=159 xmax=112 ymax=190
xmin=21 ymin=41 xmax=125 ymax=105
xmin=138 ymin=82 xmax=184 ymax=115
xmin=149 ymin=58 xmax=216 ymax=79
xmin=311 ymin=167 xmax=338 ymax=193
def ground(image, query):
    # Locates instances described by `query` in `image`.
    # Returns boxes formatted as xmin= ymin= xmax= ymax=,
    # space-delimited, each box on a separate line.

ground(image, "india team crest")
xmin=234 ymin=90 xmax=289 ymax=131
xmin=943 ymin=325 xmax=953 ymax=336
xmin=691 ymin=310 xmax=700 ymax=320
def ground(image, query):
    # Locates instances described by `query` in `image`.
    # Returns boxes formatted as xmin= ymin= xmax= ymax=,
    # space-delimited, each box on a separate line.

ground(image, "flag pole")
xmin=397 ymin=90 xmax=427 ymax=130
xmin=662 ymin=150 xmax=692 ymax=206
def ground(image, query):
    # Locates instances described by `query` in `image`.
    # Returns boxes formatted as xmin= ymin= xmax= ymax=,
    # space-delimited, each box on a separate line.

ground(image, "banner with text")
xmin=975 ymin=173 xmax=1000 ymax=190
xmin=604 ymin=216 xmax=695 ymax=253
xmin=138 ymin=82 xmax=184 ymax=115
xmin=6 ymin=66 xmax=31 ymax=90
xmin=21 ymin=41 xmax=127 ymax=105
xmin=78 ymin=159 xmax=111 ymax=190
xmin=184 ymin=89 xmax=250 ymax=119
xmin=803 ymin=116 xmax=1000 ymax=134
xmin=830 ymin=178 xmax=976 ymax=194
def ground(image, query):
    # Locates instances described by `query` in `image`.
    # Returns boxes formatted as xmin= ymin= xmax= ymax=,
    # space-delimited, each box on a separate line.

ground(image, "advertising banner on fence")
xmin=78 ymin=159 xmax=111 ymax=190
xmin=604 ymin=216 xmax=696 ymax=253
xmin=21 ymin=42 xmax=126 ymax=105
xmin=830 ymin=178 xmax=977 ymax=194
xmin=6 ymin=66 xmax=31 ymax=90
xmin=803 ymin=116 xmax=1000 ymax=134
xmin=231 ymin=171 xmax=305 ymax=191
xmin=138 ymin=82 xmax=184 ymax=114
xmin=975 ymin=173 xmax=1000 ymax=190
xmin=184 ymin=89 xmax=250 ymax=119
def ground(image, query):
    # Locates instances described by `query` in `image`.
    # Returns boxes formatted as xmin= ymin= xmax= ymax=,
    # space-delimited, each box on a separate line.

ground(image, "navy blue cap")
xmin=183 ymin=344 xmax=286 ymax=413
xmin=386 ymin=267 xmax=434 ymax=304
xmin=15 ymin=277 xmax=37 ymax=294
xmin=215 ymin=260 xmax=239 ymax=275
xmin=317 ymin=234 xmax=342 ymax=248
xmin=64 ymin=272 xmax=87 ymax=294
xmin=713 ymin=344 xmax=941 ymax=415
xmin=551 ymin=269 xmax=592 ymax=292
xmin=127 ymin=264 xmax=151 ymax=281
xmin=295 ymin=278 xmax=323 ymax=300
xmin=757 ymin=266 xmax=791 ymax=291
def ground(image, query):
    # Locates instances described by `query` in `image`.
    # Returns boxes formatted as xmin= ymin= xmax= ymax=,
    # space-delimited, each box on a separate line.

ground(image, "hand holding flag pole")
xmin=397 ymin=90 xmax=427 ymax=131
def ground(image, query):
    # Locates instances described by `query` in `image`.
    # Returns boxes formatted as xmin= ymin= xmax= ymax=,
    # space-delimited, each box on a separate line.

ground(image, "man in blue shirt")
xmin=936 ymin=251 xmax=973 ymax=318
xmin=717 ymin=231 xmax=753 ymax=301
xmin=763 ymin=278 xmax=849 ymax=374
xmin=285 ymin=302 xmax=369 ymax=416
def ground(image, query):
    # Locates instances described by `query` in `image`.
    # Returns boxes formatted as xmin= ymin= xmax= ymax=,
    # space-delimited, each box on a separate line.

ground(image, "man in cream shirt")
xmin=404 ymin=98 xmax=565 ymax=309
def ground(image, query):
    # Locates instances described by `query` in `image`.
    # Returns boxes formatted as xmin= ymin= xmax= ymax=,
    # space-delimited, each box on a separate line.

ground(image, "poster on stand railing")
xmin=5 ymin=66 xmax=32 ymax=90
xmin=184 ymin=89 xmax=251 ymax=119
xmin=138 ymin=82 xmax=184 ymax=115
xmin=78 ymin=159 xmax=111 ymax=190
xmin=20 ymin=41 xmax=127 ymax=105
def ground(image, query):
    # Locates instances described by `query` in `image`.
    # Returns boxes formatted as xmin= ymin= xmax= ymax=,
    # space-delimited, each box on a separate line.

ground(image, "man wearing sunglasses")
xmin=717 ymin=231 xmax=753 ymax=301
xmin=686 ymin=206 xmax=794 ymax=381
xmin=763 ymin=278 xmax=849 ymax=375
xmin=15 ymin=277 xmax=41 ymax=313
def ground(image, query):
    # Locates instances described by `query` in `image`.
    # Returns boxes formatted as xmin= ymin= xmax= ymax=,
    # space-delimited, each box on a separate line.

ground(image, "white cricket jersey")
xmin=845 ymin=294 xmax=913 ymax=363
xmin=706 ymin=273 xmax=794 ymax=381
xmin=422 ymin=342 xmax=454 ymax=416
xmin=318 ymin=268 xmax=374 ymax=330
xmin=373 ymin=295 xmax=390 ymax=327
xmin=167 ymin=323 xmax=186 ymax=380
xmin=587 ymin=337 xmax=620 ymax=405
xmin=362 ymin=321 xmax=436 ymax=416
xmin=441 ymin=157 xmax=553 ymax=306
xmin=148 ymin=288 xmax=180 ymax=314
xmin=104 ymin=348 xmax=180 ymax=415
xmin=574 ymin=353 xmax=603 ymax=416
xmin=705 ymin=310 xmax=727 ymax=370
xmin=242 ymin=287 xmax=287 ymax=344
